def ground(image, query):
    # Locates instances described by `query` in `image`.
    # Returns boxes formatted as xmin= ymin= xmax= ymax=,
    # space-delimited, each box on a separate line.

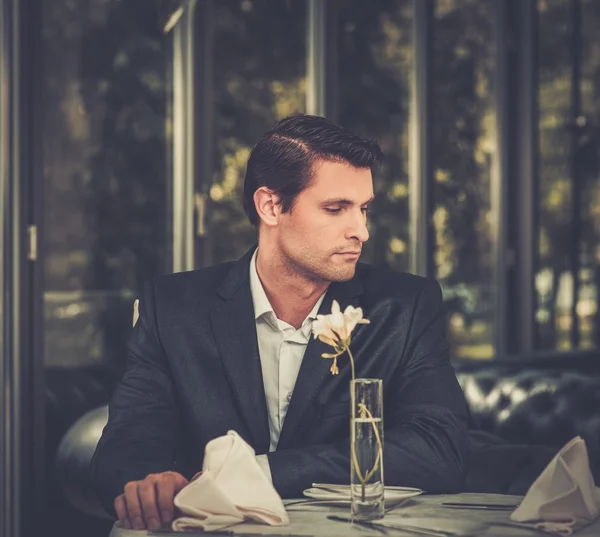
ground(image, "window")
xmin=536 ymin=0 xmax=599 ymax=351
xmin=334 ymin=0 xmax=413 ymax=273
xmin=433 ymin=0 xmax=496 ymax=358
xmin=210 ymin=0 xmax=307 ymax=264
xmin=41 ymin=0 xmax=173 ymax=367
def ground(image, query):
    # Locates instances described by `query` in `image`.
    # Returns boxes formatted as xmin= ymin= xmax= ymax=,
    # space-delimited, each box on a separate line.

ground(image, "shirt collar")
xmin=249 ymin=248 xmax=326 ymax=326
xmin=249 ymin=248 xmax=274 ymax=320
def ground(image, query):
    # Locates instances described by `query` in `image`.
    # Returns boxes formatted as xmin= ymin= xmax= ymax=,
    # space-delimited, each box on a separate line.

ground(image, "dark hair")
xmin=243 ymin=114 xmax=383 ymax=226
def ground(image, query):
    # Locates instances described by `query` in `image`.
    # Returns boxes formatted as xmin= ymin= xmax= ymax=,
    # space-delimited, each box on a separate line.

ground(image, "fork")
xmin=327 ymin=515 xmax=463 ymax=537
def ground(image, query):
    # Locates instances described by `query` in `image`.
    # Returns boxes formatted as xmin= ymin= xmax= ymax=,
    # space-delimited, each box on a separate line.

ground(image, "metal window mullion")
xmin=324 ymin=1 xmax=339 ymax=122
xmin=307 ymin=0 xmax=326 ymax=116
xmin=1 ymin=1 xmax=23 ymax=536
xmin=515 ymin=0 xmax=539 ymax=353
xmin=0 ymin=0 xmax=11 ymax=534
xmin=492 ymin=0 xmax=511 ymax=358
xmin=172 ymin=2 xmax=197 ymax=273
xmin=569 ymin=0 xmax=582 ymax=348
xmin=409 ymin=0 xmax=434 ymax=278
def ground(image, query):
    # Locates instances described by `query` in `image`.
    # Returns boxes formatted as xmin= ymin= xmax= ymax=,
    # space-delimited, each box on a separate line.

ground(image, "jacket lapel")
xmin=277 ymin=275 xmax=363 ymax=450
xmin=210 ymin=247 xmax=270 ymax=454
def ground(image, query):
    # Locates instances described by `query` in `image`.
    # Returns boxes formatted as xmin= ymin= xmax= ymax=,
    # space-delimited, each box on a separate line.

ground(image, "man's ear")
xmin=253 ymin=187 xmax=281 ymax=227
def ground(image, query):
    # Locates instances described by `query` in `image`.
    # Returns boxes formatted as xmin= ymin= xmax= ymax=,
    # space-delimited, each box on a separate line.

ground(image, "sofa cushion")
xmin=455 ymin=368 xmax=600 ymax=452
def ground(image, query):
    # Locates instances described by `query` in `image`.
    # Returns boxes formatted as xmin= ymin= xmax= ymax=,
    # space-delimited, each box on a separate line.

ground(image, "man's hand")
xmin=114 ymin=471 xmax=189 ymax=530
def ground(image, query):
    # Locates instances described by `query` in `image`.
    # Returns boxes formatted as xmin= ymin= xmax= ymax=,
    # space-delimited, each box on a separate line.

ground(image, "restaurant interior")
xmin=2 ymin=0 xmax=600 ymax=536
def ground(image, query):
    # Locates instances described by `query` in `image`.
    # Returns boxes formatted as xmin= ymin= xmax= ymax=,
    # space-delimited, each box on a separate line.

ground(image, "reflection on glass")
xmin=433 ymin=0 xmax=495 ymax=359
xmin=210 ymin=0 xmax=307 ymax=264
xmin=580 ymin=0 xmax=600 ymax=349
xmin=536 ymin=0 xmax=599 ymax=350
xmin=41 ymin=0 xmax=173 ymax=367
xmin=334 ymin=0 xmax=413 ymax=273
xmin=536 ymin=0 xmax=574 ymax=350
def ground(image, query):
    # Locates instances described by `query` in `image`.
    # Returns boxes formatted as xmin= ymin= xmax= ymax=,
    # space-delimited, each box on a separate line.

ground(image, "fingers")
xmin=159 ymin=472 xmax=189 ymax=524
xmin=174 ymin=472 xmax=190 ymax=491
xmin=117 ymin=472 xmax=190 ymax=531
xmin=123 ymin=481 xmax=145 ymax=530
xmin=138 ymin=478 xmax=161 ymax=530
xmin=114 ymin=494 xmax=129 ymax=529
xmin=156 ymin=473 xmax=176 ymax=525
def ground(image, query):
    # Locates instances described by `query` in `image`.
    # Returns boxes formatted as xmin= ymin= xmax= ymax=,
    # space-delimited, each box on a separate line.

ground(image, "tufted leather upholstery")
xmin=455 ymin=368 xmax=600 ymax=452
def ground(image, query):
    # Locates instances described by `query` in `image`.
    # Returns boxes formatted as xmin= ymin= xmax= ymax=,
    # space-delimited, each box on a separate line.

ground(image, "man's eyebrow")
xmin=320 ymin=196 xmax=375 ymax=206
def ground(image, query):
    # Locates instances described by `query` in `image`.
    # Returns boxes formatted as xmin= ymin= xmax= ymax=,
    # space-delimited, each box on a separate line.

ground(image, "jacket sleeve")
xmin=267 ymin=279 xmax=469 ymax=498
xmin=90 ymin=281 xmax=187 ymax=516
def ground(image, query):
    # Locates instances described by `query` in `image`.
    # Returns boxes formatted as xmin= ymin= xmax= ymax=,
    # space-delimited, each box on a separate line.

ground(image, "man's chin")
xmin=326 ymin=265 xmax=357 ymax=282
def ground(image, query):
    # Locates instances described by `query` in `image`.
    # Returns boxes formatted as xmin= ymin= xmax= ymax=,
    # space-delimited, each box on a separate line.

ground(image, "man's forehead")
xmin=306 ymin=161 xmax=373 ymax=196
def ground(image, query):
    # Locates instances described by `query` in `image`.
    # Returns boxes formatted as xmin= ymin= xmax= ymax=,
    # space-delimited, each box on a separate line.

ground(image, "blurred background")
xmin=3 ymin=0 xmax=600 ymax=536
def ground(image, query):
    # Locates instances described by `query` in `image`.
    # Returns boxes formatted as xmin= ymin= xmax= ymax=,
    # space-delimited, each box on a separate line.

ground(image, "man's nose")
xmin=346 ymin=210 xmax=369 ymax=243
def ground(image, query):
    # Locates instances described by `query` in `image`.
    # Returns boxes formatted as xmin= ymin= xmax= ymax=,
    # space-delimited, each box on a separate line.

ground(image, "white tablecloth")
xmin=109 ymin=492 xmax=600 ymax=536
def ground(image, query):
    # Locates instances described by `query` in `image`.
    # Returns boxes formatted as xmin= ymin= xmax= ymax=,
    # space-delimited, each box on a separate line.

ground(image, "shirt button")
xmin=286 ymin=392 xmax=292 ymax=403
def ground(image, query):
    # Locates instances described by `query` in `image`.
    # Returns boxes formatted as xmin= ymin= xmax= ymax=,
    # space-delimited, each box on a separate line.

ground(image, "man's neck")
xmin=255 ymin=248 xmax=329 ymax=329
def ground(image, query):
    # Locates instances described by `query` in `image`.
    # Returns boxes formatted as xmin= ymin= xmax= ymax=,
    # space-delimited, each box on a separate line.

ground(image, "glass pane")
xmin=334 ymin=0 xmax=413 ymax=272
xmin=433 ymin=0 xmax=496 ymax=359
xmin=210 ymin=0 xmax=307 ymax=264
xmin=536 ymin=0 xmax=577 ymax=350
xmin=578 ymin=0 xmax=600 ymax=349
xmin=41 ymin=0 xmax=173 ymax=368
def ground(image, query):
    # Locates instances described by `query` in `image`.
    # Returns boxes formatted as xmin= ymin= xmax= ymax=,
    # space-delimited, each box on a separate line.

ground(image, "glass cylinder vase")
xmin=350 ymin=378 xmax=384 ymax=520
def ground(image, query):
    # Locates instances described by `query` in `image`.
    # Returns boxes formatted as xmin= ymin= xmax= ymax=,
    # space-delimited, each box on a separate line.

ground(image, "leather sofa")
xmin=455 ymin=361 xmax=600 ymax=495
xmin=46 ymin=358 xmax=600 ymax=530
xmin=458 ymin=366 xmax=600 ymax=452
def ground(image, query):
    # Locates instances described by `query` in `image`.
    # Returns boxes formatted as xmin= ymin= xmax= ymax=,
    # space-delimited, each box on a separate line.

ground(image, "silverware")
xmin=148 ymin=530 xmax=234 ymax=536
xmin=327 ymin=515 xmax=388 ymax=534
xmin=327 ymin=515 xmax=461 ymax=537
xmin=374 ymin=524 xmax=459 ymax=537
xmin=441 ymin=501 xmax=518 ymax=511
xmin=489 ymin=521 xmax=555 ymax=535
xmin=150 ymin=531 xmax=308 ymax=537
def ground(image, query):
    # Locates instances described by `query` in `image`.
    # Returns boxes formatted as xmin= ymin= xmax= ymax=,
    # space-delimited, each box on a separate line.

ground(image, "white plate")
xmin=303 ymin=485 xmax=422 ymax=503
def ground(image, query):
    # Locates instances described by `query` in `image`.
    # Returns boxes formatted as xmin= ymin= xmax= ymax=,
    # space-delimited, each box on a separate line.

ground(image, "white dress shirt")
xmin=249 ymin=249 xmax=326 ymax=480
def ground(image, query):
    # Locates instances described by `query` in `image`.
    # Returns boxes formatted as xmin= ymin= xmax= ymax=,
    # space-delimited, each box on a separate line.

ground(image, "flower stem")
xmin=347 ymin=346 xmax=367 ymax=499
xmin=361 ymin=405 xmax=383 ymax=483
xmin=346 ymin=346 xmax=356 ymax=383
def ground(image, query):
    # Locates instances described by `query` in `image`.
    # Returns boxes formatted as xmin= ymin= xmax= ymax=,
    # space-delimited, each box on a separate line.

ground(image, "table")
xmin=109 ymin=493 xmax=600 ymax=536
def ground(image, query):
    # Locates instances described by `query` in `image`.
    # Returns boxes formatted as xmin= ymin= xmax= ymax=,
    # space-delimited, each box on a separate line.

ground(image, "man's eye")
xmin=325 ymin=208 xmax=341 ymax=214
xmin=361 ymin=207 xmax=370 ymax=214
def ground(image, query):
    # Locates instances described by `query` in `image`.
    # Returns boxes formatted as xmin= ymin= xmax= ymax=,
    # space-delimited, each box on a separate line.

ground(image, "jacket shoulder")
xmin=147 ymin=261 xmax=237 ymax=300
xmin=356 ymin=264 xmax=441 ymax=302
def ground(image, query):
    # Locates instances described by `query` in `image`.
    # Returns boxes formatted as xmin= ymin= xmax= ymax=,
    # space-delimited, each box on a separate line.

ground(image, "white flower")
xmin=342 ymin=304 xmax=370 ymax=335
xmin=312 ymin=301 xmax=379 ymax=492
xmin=312 ymin=299 xmax=370 ymax=353
xmin=311 ymin=315 xmax=340 ymax=347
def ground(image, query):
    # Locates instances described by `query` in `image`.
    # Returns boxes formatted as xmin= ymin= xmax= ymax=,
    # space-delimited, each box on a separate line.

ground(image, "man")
xmin=91 ymin=115 xmax=469 ymax=531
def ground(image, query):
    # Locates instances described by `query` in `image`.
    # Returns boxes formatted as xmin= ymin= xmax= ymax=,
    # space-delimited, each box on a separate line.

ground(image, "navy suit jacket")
xmin=90 ymin=248 xmax=469 ymax=515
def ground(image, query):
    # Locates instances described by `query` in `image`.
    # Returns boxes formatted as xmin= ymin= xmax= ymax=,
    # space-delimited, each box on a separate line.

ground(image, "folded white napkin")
xmin=172 ymin=430 xmax=289 ymax=532
xmin=511 ymin=436 xmax=600 ymax=535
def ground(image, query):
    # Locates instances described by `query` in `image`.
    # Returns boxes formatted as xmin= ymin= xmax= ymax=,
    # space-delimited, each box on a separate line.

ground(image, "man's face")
xmin=275 ymin=160 xmax=374 ymax=283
